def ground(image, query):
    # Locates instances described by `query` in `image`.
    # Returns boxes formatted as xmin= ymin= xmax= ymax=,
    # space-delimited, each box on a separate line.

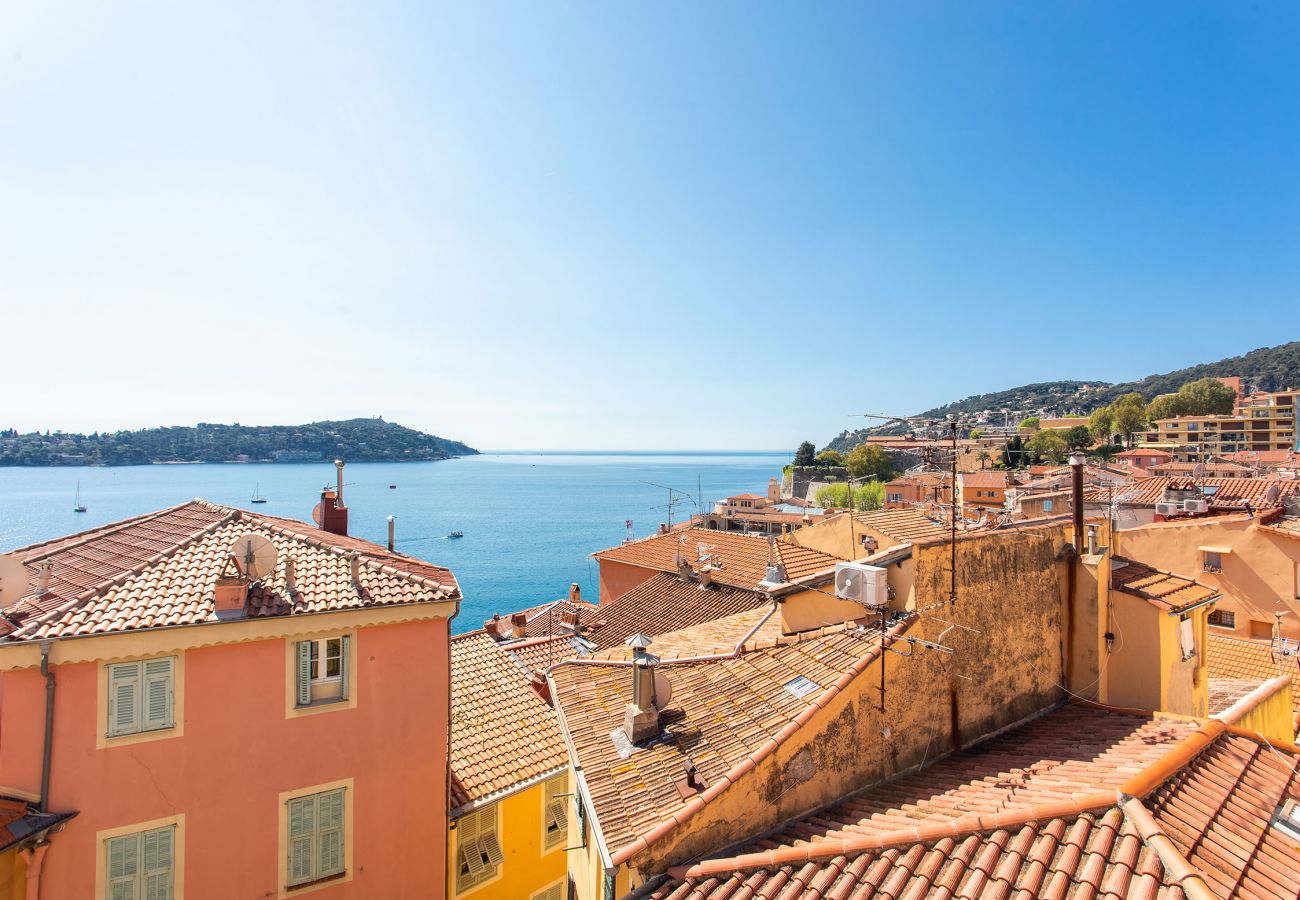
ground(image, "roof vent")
xmin=35 ymin=560 xmax=52 ymax=596
xmin=510 ymin=612 xmax=528 ymax=640
xmin=624 ymin=634 xmax=664 ymax=745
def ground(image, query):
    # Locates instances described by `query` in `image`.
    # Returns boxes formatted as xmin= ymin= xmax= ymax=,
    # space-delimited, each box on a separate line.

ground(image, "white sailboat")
xmin=250 ymin=483 xmax=268 ymax=504
xmin=73 ymin=481 xmax=87 ymax=513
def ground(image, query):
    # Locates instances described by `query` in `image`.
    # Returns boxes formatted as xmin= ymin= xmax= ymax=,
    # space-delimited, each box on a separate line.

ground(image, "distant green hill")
xmin=0 ymin=418 xmax=477 ymax=466
xmin=827 ymin=341 xmax=1300 ymax=451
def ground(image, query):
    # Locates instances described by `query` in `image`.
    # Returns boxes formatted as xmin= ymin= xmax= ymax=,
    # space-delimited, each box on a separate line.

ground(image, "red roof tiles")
xmin=1207 ymin=633 xmax=1300 ymax=715
xmin=1 ymin=500 xmax=459 ymax=640
xmin=650 ymin=707 xmax=1300 ymax=900
xmin=449 ymin=631 xmax=567 ymax=810
xmin=1084 ymin=476 xmax=1300 ymax=508
xmin=1110 ymin=557 xmax=1220 ymax=614
xmin=592 ymin=528 xmax=843 ymax=590
xmin=587 ymin=573 xmax=768 ymax=650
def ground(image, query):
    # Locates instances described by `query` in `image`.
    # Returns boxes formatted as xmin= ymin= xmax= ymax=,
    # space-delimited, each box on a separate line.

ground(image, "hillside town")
xmin=0 ymin=376 xmax=1297 ymax=899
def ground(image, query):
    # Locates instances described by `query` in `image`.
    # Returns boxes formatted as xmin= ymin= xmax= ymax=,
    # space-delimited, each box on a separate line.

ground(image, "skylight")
xmin=783 ymin=675 xmax=819 ymax=699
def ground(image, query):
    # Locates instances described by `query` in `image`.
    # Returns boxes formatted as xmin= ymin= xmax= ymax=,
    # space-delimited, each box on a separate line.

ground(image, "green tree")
xmin=1176 ymin=377 xmax=1236 ymax=415
xmin=1019 ymin=416 xmax=1041 ymax=430
xmin=1110 ymin=393 xmax=1149 ymax=447
xmin=976 ymin=450 xmax=991 ymax=469
xmin=794 ymin=441 xmax=817 ymax=467
xmin=1064 ymin=425 xmax=1092 ymax=451
xmin=968 ymin=428 xmax=983 ymax=439
xmin=814 ymin=449 xmax=844 ymax=467
xmin=845 ymin=444 xmax=898 ymax=481
xmin=1026 ymin=429 xmax=1069 ymax=464
xmin=815 ymin=480 xmax=885 ymax=512
xmin=1088 ymin=407 xmax=1115 ymax=443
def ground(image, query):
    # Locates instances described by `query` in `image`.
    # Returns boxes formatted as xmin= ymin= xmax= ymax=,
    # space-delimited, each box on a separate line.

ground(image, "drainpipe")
xmin=1069 ymin=453 xmax=1086 ymax=553
xmin=20 ymin=842 xmax=49 ymax=900
xmin=39 ymin=641 xmax=55 ymax=813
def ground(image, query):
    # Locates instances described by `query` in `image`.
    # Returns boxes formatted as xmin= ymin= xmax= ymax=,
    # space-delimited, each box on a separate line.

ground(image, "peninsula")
xmin=0 ymin=417 xmax=477 ymax=466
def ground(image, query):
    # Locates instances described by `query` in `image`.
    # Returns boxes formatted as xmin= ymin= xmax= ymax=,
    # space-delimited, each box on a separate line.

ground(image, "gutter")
xmin=38 ymin=641 xmax=55 ymax=813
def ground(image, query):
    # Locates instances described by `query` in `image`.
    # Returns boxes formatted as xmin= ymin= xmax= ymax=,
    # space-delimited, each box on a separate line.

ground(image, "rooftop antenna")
xmin=642 ymin=481 xmax=694 ymax=529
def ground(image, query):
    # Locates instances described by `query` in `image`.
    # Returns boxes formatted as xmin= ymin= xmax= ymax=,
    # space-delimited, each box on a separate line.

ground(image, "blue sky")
xmin=1 ymin=3 xmax=1296 ymax=450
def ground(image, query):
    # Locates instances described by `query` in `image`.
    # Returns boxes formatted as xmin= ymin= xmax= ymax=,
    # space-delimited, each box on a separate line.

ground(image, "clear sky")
xmin=2 ymin=3 xmax=1296 ymax=450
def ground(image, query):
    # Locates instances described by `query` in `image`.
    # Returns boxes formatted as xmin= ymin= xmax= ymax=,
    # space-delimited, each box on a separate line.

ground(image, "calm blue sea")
xmin=0 ymin=452 xmax=788 ymax=632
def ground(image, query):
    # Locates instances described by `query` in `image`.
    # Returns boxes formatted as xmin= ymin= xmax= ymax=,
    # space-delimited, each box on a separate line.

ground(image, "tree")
xmin=1145 ymin=393 xmax=1186 ymax=421
xmin=1064 ymin=425 xmax=1092 ymax=451
xmin=845 ymin=444 xmax=898 ymax=481
xmin=1176 ymin=377 xmax=1236 ymax=415
xmin=976 ymin=450 xmax=991 ymax=469
xmin=815 ymin=480 xmax=884 ymax=512
xmin=1110 ymin=393 xmax=1149 ymax=447
xmin=1026 ymin=429 xmax=1069 ymax=465
xmin=1001 ymin=435 xmax=1025 ymax=468
xmin=968 ymin=428 xmax=983 ymax=440
xmin=814 ymin=449 xmax=844 ymax=467
xmin=1091 ymin=443 xmax=1123 ymax=462
xmin=794 ymin=441 xmax=817 ymax=467
xmin=1089 ymin=407 xmax=1114 ymax=443
xmin=1019 ymin=416 xmax=1041 ymax=430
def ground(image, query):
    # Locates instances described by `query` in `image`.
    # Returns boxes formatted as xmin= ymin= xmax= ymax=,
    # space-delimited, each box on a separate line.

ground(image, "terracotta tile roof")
xmin=591 ymin=605 xmax=785 ymax=661
xmin=1117 ymin=448 xmax=1174 ymax=459
xmin=449 ymin=631 xmax=567 ymax=810
xmin=1208 ymin=633 xmax=1300 ymax=713
xmin=505 ymin=632 xmax=594 ymax=678
xmin=1207 ymin=677 xmax=1267 ymax=715
xmin=1 ymin=500 xmax=459 ymax=641
xmin=650 ymin=708 xmax=1300 ymax=900
xmin=847 ymin=509 xmax=947 ymax=543
xmin=550 ymin=616 xmax=912 ymax=864
xmin=1110 ymin=557 xmax=1220 ymax=614
xmin=1084 ymin=476 xmax=1300 ymax=508
xmin=1263 ymin=515 xmax=1300 ymax=541
xmin=587 ymin=573 xmax=768 ymax=651
xmin=0 ymin=797 xmax=77 ymax=853
xmin=592 ymin=528 xmax=843 ymax=591
xmin=725 ymin=493 xmax=766 ymax=501
xmin=1223 ymin=449 xmax=1300 ymax=467
xmin=1149 ymin=461 xmax=1254 ymax=476
xmin=958 ymin=471 xmax=1009 ymax=489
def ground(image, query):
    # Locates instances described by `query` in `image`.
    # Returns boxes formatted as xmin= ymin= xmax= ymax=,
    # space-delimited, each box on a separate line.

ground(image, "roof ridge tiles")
xmin=12 ymin=499 xmax=212 ymax=562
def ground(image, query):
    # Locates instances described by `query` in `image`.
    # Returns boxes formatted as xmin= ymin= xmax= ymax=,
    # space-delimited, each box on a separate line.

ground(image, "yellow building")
xmin=1144 ymin=387 xmax=1299 ymax=461
xmin=449 ymin=631 xmax=571 ymax=900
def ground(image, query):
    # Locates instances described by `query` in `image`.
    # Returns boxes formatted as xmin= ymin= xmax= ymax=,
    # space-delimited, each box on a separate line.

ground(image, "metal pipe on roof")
xmin=1070 ymin=452 xmax=1086 ymax=552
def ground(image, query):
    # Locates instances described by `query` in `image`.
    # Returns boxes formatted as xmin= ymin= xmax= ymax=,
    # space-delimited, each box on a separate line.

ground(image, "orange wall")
xmin=0 ymin=618 xmax=449 ymax=899
xmin=598 ymin=560 xmax=658 ymax=604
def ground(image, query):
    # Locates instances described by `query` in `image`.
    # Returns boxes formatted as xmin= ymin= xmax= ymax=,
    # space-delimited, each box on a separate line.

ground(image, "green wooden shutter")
xmin=338 ymin=635 xmax=350 ymax=701
xmin=107 ymin=832 xmax=140 ymax=900
xmin=108 ymin=662 xmax=142 ymax=737
xmin=317 ymin=788 xmax=345 ymax=878
xmin=295 ymin=641 xmax=312 ymax=707
xmin=287 ymin=795 xmax=316 ymax=885
xmin=142 ymin=659 xmax=174 ymax=731
xmin=142 ymin=826 xmax=174 ymax=900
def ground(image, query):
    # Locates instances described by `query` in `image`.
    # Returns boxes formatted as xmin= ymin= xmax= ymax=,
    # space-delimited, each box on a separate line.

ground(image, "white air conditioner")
xmin=1154 ymin=502 xmax=1181 ymax=516
xmin=1182 ymin=499 xmax=1209 ymax=514
xmin=834 ymin=562 xmax=889 ymax=607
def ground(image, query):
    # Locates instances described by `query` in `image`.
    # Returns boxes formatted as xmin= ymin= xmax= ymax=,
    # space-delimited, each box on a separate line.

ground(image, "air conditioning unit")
xmin=1154 ymin=502 xmax=1181 ymax=516
xmin=1182 ymin=499 xmax=1209 ymax=514
xmin=834 ymin=562 xmax=889 ymax=607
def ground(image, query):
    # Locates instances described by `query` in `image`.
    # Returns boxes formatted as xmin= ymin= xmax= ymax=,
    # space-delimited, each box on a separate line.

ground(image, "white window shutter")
xmin=296 ymin=641 xmax=312 ymax=707
xmin=107 ymin=832 xmax=140 ymax=900
xmin=109 ymin=662 xmax=141 ymax=737
xmin=287 ymin=795 xmax=316 ymax=885
xmin=317 ymin=788 xmax=345 ymax=878
xmin=338 ymin=635 xmax=350 ymax=701
xmin=142 ymin=826 xmax=174 ymax=900
xmin=142 ymin=659 xmax=174 ymax=731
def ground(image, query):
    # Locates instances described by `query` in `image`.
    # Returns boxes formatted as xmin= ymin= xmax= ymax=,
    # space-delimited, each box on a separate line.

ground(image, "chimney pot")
xmin=35 ymin=561 xmax=52 ymax=596
xmin=387 ymin=515 xmax=396 ymax=553
xmin=349 ymin=553 xmax=362 ymax=587
xmin=213 ymin=575 xmax=249 ymax=616
xmin=510 ymin=612 xmax=528 ymax=639
xmin=568 ymin=582 xmax=581 ymax=603
xmin=659 ymin=523 xmax=669 ymax=534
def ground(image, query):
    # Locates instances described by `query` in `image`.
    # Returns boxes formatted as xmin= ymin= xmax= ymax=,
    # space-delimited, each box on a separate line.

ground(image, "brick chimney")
xmin=568 ymin=582 xmax=581 ymax=604
xmin=213 ymin=575 xmax=249 ymax=615
xmin=510 ymin=612 xmax=527 ymax=640
xmin=319 ymin=460 xmax=348 ymax=536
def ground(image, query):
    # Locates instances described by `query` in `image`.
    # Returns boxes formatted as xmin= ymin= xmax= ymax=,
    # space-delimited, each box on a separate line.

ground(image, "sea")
xmin=0 ymin=452 xmax=789 ymax=633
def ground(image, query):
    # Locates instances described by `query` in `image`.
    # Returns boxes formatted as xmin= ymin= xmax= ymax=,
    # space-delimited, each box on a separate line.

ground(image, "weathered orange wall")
xmin=0 ymin=618 xmax=449 ymax=899
xmin=598 ymin=561 xmax=658 ymax=604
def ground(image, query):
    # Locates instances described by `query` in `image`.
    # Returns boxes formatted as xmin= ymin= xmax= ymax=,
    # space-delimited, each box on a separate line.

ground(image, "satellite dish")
xmin=1266 ymin=484 xmax=1281 ymax=505
xmin=229 ymin=534 xmax=278 ymax=581
xmin=653 ymin=672 xmax=673 ymax=708
xmin=0 ymin=554 xmax=30 ymax=607
xmin=311 ymin=503 xmax=322 ymax=526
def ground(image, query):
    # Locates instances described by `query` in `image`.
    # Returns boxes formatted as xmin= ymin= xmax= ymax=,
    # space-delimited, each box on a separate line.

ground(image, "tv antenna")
xmin=641 ymin=481 xmax=696 ymax=529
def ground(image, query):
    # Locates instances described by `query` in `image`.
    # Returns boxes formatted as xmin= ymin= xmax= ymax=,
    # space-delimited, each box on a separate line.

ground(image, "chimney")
xmin=560 ymin=609 xmax=580 ymax=631
xmin=213 ymin=575 xmax=249 ymax=615
xmin=319 ymin=460 xmax=349 ymax=536
xmin=623 ymin=634 xmax=661 ymax=744
xmin=1069 ymin=452 xmax=1086 ymax=552
xmin=510 ymin=612 xmax=528 ymax=640
xmin=35 ymin=560 xmax=52 ymax=596
xmin=658 ymin=523 xmax=669 ymax=535
xmin=568 ymin=582 xmax=581 ymax=604
xmin=284 ymin=556 xmax=297 ymax=596
xmin=387 ymin=516 xmax=396 ymax=553
xmin=484 ymin=613 xmax=502 ymax=639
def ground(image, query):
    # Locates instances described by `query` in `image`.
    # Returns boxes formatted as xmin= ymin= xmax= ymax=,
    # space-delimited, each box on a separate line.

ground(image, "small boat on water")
xmin=250 ymin=483 xmax=268 ymax=504
xmin=73 ymin=481 xmax=87 ymax=513
xmin=447 ymin=531 xmax=464 ymax=539
xmin=389 ymin=484 xmax=397 ymax=489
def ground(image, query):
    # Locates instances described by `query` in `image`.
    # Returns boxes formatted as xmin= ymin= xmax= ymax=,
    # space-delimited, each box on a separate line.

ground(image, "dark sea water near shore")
xmin=0 ymin=452 xmax=787 ymax=632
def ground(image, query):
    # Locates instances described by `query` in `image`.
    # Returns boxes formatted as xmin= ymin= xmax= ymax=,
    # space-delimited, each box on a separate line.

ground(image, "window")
xmin=532 ymin=885 xmax=563 ymax=900
xmin=456 ymin=805 xmax=502 ymax=893
xmin=105 ymin=825 xmax=175 ymax=900
xmin=1208 ymin=609 xmax=1236 ymax=629
xmin=543 ymin=776 xmax=568 ymax=851
xmin=1203 ymin=551 xmax=1222 ymax=573
xmin=295 ymin=636 xmax=350 ymax=706
xmin=573 ymin=789 xmax=587 ymax=849
xmin=1043 ymin=500 xmax=1054 ymax=512
xmin=286 ymin=788 xmax=346 ymax=888
xmin=108 ymin=658 xmax=174 ymax=737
